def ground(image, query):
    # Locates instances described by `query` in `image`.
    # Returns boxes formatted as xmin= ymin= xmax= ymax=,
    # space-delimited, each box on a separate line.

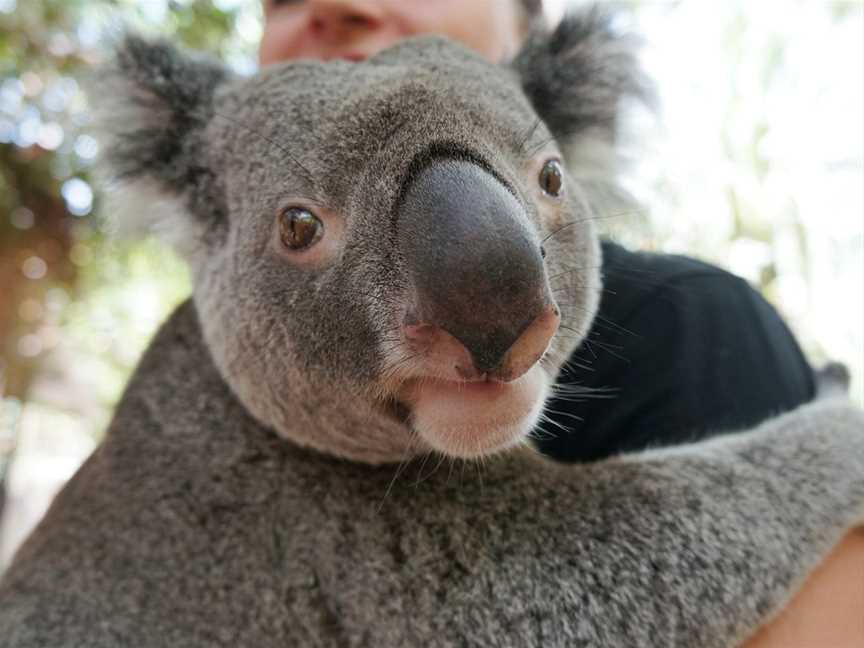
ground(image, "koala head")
xmin=99 ymin=10 xmax=643 ymax=463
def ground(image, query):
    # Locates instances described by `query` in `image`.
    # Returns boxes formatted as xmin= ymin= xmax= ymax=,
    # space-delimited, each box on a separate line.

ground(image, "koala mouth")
xmin=396 ymin=366 xmax=549 ymax=459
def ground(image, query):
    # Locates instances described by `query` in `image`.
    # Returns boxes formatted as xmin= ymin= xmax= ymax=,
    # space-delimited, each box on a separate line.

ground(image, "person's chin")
xmin=400 ymin=366 xmax=549 ymax=459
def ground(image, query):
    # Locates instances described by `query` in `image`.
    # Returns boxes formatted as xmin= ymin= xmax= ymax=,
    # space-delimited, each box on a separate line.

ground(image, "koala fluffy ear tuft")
xmin=95 ymin=34 xmax=232 ymax=254
xmin=512 ymin=7 xmax=652 ymax=147
xmin=99 ymin=34 xmax=229 ymax=191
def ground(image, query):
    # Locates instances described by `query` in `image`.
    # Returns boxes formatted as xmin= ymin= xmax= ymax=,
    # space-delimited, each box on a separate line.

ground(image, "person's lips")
xmin=335 ymin=52 xmax=367 ymax=62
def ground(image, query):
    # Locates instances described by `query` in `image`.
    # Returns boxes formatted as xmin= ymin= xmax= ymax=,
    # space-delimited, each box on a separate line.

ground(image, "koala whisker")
xmin=211 ymin=110 xmax=319 ymax=192
xmin=526 ymin=426 xmax=555 ymax=442
xmin=414 ymin=450 xmax=453 ymax=489
xmin=543 ymin=340 xmax=594 ymax=372
xmin=601 ymin=264 xmax=658 ymax=277
xmin=578 ymin=338 xmax=598 ymax=359
xmin=373 ymin=113 xmax=413 ymax=163
xmin=541 ymin=220 xmax=587 ymax=246
xmin=473 ymin=457 xmax=485 ymax=495
xmin=541 ymin=407 xmax=585 ymax=425
xmin=540 ymin=213 xmax=621 ymax=245
xmin=525 ymin=134 xmax=556 ymax=158
xmin=554 ymin=302 xmax=637 ymax=338
xmin=562 ymin=359 xmax=595 ymax=373
xmin=551 ymin=339 xmax=595 ymax=358
xmin=378 ymin=323 xmax=408 ymax=338
xmin=551 ymin=381 xmax=600 ymax=393
xmin=458 ymin=460 xmax=469 ymax=488
xmin=526 ymin=121 xmax=635 ymax=157
xmin=587 ymin=313 xmax=637 ymax=338
xmin=557 ymin=334 xmax=590 ymax=352
xmin=377 ymin=351 xmax=427 ymax=396
xmin=535 ymin=412 xmax=571 ymax=435
xmin=547 ymin=264 xmax=603 ymax=283
xmin=551 ymin=333 xmax=587 ymax=342
xmin=527 ymin=125 xmax=626 ymax=158
xmin=377 ymin=327 xmax=407 ymax=342
xmin=548 ymin=262 xmax=604 ymax=275
xmin=601 ymin=266 xmax=690 ymax=292
xmin=525 ymin=121 xmax=608 ymax=157
xmin=410 ymin=449 xmax=436 ymax=489
xmin=516 ymin=116 xmax=544 ymax=154
xmin=552 ymin=382 xmax=618 ymax=398
xmin=526 ymin=126 xmax=598 ymax=157
xmin=381 ymin=351 xmax=425 ymax=377
xmin=376 ymin=431 xmax=422 ymax=512
xmin=552 ymin=383 xmax=617 ymax=399
xmin=413 ymin=450 xmax=456 ymax=490
xmin=559 ymin=324 xmax=589 ymax=338
xmin=551 ymin=393 xmax=618 ymax=405
xmin=586 ymin=339 xmax=629 ymax=361
xmin=551 ymin=322 xmax=591 ymax=341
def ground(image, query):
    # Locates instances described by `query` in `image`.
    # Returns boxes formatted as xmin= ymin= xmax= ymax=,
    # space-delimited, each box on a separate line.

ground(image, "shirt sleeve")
xmin=535 ymin=261 xmax=816 ymax=463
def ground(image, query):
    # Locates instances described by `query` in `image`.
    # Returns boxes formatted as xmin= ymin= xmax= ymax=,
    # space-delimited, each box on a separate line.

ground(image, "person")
xmin=258 ymin=1 xmax=864 ymax=646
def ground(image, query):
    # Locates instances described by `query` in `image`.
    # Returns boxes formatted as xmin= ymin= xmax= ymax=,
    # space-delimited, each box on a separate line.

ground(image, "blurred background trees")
xmin=0 ymin=0 xmax=261 ymax=559
xmin=0 ymin=0 xmax=862 ymax=564
xmin=1 ymin=0 xmax=258 ymax=394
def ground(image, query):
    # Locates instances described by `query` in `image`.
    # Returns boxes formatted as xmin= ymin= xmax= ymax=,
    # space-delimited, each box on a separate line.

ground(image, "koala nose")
xmin=396 ymin=159 xmax=557 ymax=381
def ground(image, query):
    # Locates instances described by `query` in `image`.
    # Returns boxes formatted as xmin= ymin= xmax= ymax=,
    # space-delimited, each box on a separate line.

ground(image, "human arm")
xmin=742 ymin=527 xmax=864 ymax=648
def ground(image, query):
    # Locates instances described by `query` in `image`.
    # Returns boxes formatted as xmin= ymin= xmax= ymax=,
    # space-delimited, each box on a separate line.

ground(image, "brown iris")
xmin=539 ymin=159 xmax=564 ymax=197
xmin=278 ymin=207 xmax=323 ymax=250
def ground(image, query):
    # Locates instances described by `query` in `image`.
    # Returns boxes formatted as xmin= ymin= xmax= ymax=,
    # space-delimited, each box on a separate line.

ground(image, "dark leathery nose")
xmin=396 ymin=159 xmax=555 ymax=379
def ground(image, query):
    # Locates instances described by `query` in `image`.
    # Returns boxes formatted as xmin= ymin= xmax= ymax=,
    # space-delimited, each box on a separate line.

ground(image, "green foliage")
xmin=0 ymin=1 xmax=258 ymax=463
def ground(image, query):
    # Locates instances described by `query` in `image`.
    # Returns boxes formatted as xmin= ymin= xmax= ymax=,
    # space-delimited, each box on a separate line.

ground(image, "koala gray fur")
xmin=1 ymin=9 xmax=863 ymax=648
xmin=2 ymin=303 xmax=863 ymax=647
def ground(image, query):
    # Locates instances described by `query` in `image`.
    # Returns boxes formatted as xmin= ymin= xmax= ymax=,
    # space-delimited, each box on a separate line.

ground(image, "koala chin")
xmin=402 ymin=366 xmax=550 ymax=459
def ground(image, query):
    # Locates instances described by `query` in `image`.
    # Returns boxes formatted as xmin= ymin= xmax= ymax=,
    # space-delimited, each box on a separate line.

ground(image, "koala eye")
xmin=539 ymin=159 xmax=564 ymax=197
xmin=278 ymin=207 xmax=324 ymax=250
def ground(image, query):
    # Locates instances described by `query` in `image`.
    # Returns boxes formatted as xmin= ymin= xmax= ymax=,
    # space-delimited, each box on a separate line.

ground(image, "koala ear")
xmin=511 ymin=7 xmax=651 ymax=146
xmin=100 ymin=34 xmax=229 ymax=191
xmin=95 ymin=34 xmax=231 ymax=252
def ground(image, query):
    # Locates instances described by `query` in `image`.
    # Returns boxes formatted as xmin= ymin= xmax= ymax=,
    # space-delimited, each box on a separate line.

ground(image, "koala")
xmin=1 ymin=10 xmax=863 ymax=648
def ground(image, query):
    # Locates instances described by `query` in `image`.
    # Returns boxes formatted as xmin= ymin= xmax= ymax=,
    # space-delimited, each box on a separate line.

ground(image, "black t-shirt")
xmin=534 ymin=241 xmax=816 ymax=463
